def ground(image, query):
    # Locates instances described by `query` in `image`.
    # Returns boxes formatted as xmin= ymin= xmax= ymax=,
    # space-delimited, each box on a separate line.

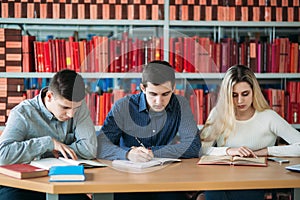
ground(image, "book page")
xmin=198 ymin=155 xmax=233 ymax=164
xmin=112 ymin=158 xmax=181 ymax=169
xmin=30 ymin=158 xmax=72 ymax=170
xmin=232 ymin=157 xmax=267 ymax=165
xmin=30 ymin=158 xmax=107 ymax=170
xmin=59 ymin=158 xmax=107 ymax=168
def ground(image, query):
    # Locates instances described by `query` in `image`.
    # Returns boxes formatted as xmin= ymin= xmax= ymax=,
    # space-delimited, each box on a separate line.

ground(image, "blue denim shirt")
xmin=0 ymin=87 xmax=97 ymax=165
xmin=97 ymin=92 xmax=201 ymax=160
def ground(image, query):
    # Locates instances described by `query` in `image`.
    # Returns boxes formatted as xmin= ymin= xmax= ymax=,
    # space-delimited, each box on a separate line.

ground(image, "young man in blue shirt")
xmin=97 ymin=60 xmax=201 ymax=200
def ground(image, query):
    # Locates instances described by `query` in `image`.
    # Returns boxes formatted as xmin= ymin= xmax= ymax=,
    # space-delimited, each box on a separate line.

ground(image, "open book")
xmin=198 ymin=155 xmax=267 ymax=167
xmin=30 ymin=157 xmax=107 ymax=170
xmin=112 ymin=158 xmax=181 ymax=169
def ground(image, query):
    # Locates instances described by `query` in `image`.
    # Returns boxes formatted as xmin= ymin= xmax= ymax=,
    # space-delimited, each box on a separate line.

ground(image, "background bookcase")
xmin=1 ymin=0 xmax=300 ymax=131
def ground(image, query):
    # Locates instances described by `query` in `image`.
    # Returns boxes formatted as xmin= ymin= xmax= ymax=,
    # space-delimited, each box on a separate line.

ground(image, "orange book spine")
xmin=98 ymin=95 xmax=104 ymax=125
xmin=139 ymin=5 xmax=146 ymax=20
xmin=152 ymin=4 xmax=159 ymax=20
xmin=1 ymin=3 xmax=8 ymax=18
xmin=103 ymin=4 xmax=110 ymax=19
xmin=194 ymin=5 xmax=200 ymax=21
xmin=169 ymin=5 xmax=176 ymax=20
xmin=14 ymin=2 xmax=21 ymax=18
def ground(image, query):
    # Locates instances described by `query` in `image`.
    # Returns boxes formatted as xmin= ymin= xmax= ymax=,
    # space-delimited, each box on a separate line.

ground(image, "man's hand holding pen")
xmin=127 ymin=137 xmax=154 ymax=162
xmin=127 ymin=146 xmax=154 ymax=162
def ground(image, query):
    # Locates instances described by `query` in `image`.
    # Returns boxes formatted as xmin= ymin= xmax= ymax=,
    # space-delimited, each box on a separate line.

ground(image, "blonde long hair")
xmin=201 ymin=65 xmax=270 ymax=144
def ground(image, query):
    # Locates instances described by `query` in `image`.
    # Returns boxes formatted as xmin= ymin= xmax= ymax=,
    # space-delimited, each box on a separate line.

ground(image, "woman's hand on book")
xmin=253 ymin=148 xmax=268 ymax=156
xmin=226 ymin=146 xmax=258 ymax=158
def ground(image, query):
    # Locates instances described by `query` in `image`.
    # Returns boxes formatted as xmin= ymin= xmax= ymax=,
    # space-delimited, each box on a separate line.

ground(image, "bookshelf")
xmin=1 ymin=72 xmax=300 ymax=79
xmin=1 ymin=1 xmax=300 ymax=130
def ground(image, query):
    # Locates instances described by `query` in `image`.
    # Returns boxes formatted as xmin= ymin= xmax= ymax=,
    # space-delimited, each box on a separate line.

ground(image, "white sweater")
xmin=202 ymin=109 xmax=300 ymax=157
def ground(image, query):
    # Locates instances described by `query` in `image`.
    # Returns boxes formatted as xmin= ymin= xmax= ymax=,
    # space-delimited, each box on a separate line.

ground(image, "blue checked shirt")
xmin=97 ymin=92 xmax=201 ymax=160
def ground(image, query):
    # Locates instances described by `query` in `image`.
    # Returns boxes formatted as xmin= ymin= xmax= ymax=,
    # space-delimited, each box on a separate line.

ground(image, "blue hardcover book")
xmin=48 ymin=165 xmax=85 ymax=182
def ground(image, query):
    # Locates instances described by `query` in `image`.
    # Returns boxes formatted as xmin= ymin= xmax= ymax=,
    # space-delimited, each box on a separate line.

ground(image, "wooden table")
xmin=0 ymin=158 xmax=300 ymax=200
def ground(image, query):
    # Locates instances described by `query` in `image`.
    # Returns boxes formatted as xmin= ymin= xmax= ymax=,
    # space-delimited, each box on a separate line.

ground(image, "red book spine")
xmin=91 ymin=36 xmax=98 ymax=72
xmin=127 ymin=38 xmax=132 ymax=72
xmin=131 ymin=40 xmax=137 ymax=72
xmin=60 ymin=39 xmax=67 ymax=70
xmin=120 ymin=40 xmax=126 ymax=72
xmin=270 ymin=42 xmax=278 ymax=73
xmin=104 ymin=93 xmax=112 ymax=123
xmin=34 ymin=42 xmax=45 ymax=72
xmin=95 ymin=94 xmax=100 ymax=125
xmin=137 ymin=40 xmax=144 ymax=72
xmin=214 ymin=43 xmax=222 ymax=73
xmin=169 ymin=37 xmax=175 ymax=68
xmin=109 ymin=40 xmax=115 ymax=73
xmin=79 ymin=40 xmax=87 ymax=72
xmin=65 ymin=41 xmax=72 ymax=70
xmin=297 ymin=82 xmax=300 ymax=123
xmin=290 ymin=43 xmax=299 ymax=73
xmin=87 ymin=40 xmax=94 ymax=72
xmin=49 ymin=40 xmax=57 ymax=72
xmin=175 ymin=38 xmax=183 ymax=72
xmin=55 ymin=39 xmax=61 ymax=72
xmin=72 ymin=42 xmax=80 ymax=72
xmin=183 ymin=37 xmax=189 ymax=72
xmin=115 ymin=40 xmax=121 ymax=73
xmin=43 ymin=41 xmax=52 ymax=72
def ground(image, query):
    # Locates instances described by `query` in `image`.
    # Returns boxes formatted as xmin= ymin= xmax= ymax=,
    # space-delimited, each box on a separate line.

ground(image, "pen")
xmin=135 ymin=137 xmax=146 ymax=148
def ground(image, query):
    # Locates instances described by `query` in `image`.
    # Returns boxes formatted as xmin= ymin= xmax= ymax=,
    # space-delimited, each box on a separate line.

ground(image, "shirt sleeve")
xmin=0 ymin=108 xmax=54 ymax=165
xmin=69 ymin=101 xmax=97 ymax=159
xmin=267 ymin=110 xmax=300 ymax=157
xmin=96 ymin=102 xmax=129 ymax=160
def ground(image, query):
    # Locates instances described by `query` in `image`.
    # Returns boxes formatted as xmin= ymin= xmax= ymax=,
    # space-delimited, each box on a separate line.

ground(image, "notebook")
xmin=285 ymin=164 xmax=300 ymax=172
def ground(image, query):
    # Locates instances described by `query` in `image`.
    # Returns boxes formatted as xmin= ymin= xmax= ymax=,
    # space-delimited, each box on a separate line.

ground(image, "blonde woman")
xmin=200 ymin=65 xmax=300 ymax=200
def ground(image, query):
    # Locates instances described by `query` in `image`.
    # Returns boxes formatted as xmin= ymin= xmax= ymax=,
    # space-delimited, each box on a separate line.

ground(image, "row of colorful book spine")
xmin=0 ymin=0 xmax=298 ymax=6
xmin=1 ymin=1 xmax=300 ymax=21
xmin=30 ymin=35 xmax=300 ymax=73
xmin=2 ymin=28 xmax=300 ymax=74
xmin=170 ymin=5 xmax=300 ymax=21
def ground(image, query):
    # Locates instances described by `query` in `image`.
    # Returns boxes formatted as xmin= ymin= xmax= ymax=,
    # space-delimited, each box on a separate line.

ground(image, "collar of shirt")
xmin=38 ymin=87 xmax=56 ymax=121
xmin=137 ymin=92 xmax=175 ymax=113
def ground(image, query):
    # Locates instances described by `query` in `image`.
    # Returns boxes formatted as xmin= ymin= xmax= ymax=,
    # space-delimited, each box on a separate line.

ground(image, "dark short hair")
xmin=49 ymin=69 xmax=85 ymax=102
xmin=142 ymin=60 xmax=175 ymax=88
